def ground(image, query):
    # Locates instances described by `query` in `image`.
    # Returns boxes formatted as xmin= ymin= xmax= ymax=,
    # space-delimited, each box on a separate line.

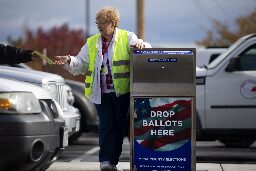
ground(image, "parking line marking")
xmin=71 ymin=146 xmax=100 ymax=162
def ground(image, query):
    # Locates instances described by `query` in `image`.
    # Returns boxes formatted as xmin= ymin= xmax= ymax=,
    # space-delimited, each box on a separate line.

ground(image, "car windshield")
xmin=207 ymin=35 xmax=252 ymax=69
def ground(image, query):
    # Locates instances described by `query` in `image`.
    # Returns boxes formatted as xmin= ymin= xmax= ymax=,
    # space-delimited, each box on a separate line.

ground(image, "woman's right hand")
xmin=55 ymin=55 xmax=70 ymax=65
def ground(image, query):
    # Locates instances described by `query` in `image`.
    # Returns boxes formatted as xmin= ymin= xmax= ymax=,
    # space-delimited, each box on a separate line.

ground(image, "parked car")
xmin=6 ymin=64 xmax=99 ymax=133
xmin=0 ymin=66 xmax=80 ymax=138
xmin=196 ymin=33 xmax=256 ymax=147
xmin=65 ymin=79 xmax=98 ymax=132
xmin=0 ymin=78 xmax=68 ymax=171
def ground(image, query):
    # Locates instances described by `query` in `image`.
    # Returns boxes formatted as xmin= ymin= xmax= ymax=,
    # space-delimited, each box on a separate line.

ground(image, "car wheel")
xmin=69 ymin=131 xmax=82 ymax=144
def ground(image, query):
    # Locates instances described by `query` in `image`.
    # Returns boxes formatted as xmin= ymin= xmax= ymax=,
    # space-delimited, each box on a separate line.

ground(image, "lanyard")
xmin=101 ymin=37 xmax=112 ymax=56
xmin=101 ymin=37 xmax=112 ymax=74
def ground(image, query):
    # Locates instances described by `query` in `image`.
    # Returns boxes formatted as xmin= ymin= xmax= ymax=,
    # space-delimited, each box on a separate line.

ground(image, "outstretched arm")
xmin=55 ymin=44 xmax=89 ymax=76
xmin=0 ymin=44 xmax=33 ymax=64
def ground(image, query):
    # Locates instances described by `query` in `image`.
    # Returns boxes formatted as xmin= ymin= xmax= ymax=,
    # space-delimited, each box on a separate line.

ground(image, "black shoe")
xmin=111 ymin=164 xmax=117 ymax=171
xmin=100 ymin=162 xmax=112 ymax=171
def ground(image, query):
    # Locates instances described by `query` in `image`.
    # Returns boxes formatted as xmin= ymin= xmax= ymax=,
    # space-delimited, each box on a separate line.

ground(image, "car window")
xmin=209 ymin=53 xmax=221 ymax=64
xmin=208 ymin=38 xmax=244 ymax=69
xmin=239 ymin=44 xmax=256 ymax=71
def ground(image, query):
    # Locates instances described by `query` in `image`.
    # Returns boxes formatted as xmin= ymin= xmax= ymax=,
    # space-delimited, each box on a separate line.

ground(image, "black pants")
xmin=95 ymin=93 xmax=130 ymax=165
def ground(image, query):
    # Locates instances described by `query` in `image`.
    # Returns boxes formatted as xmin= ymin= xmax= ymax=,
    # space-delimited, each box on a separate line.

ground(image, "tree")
xmin=196 ymin=9 xmax=256 ymax=47
xmin=9 ymin=23 xmax=86 ymax=82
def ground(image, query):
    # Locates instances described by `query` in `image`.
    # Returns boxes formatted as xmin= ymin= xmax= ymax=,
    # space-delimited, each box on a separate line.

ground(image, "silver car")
xmin=0 ymin=77 xmax=68 ymax=171
xmin=0 ymin=66 xmax=80 ymax=137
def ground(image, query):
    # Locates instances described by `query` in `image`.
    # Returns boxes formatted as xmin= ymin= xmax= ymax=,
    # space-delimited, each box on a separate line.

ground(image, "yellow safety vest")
xmin=84 ymin=29 xmax=130 ymax=99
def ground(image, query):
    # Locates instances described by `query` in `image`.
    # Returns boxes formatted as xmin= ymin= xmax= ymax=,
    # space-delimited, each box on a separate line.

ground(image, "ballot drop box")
xmin=130 ymin=48 xmax=196 ymax=171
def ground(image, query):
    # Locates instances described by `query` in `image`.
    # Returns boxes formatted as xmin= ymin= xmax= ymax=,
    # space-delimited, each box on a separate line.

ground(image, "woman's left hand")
xmin=134 ymin=42 xmax=145 ymax=49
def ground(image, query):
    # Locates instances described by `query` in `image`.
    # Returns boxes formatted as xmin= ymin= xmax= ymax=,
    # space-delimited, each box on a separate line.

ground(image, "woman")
xmin=55 ymin=6 xmax=151 ymax=171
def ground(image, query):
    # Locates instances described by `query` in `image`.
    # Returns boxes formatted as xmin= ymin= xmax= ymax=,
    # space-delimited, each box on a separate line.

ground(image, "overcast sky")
xmin=0 ymin=0 xmax=255 ymax=46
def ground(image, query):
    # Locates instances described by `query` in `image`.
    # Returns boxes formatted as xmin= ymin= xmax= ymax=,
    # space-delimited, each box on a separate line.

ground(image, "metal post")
xmin=85 ymin=0 xmax=90 ymax=38
xmin=136 ymin=0 xmax=145 ymax=40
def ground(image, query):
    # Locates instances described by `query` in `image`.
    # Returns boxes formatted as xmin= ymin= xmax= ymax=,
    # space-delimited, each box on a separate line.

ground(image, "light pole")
xmin=137 ymin=0 xmax=145 ymax=40
xmin=85 ymin=0 xmax=90 ymax=38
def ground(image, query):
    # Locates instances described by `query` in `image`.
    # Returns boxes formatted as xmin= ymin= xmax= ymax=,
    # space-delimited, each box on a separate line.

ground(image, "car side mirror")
xmin=225 ymin=58 xmax=241 ymax=72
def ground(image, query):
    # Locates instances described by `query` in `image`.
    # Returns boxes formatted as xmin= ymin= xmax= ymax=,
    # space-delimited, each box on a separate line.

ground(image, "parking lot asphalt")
xmin=47 ymin=162 xmax=256 ymax=171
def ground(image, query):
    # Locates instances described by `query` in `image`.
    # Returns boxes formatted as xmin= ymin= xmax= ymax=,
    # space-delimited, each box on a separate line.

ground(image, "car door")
xmin=205 ymin=44 xmax=256 ymax=129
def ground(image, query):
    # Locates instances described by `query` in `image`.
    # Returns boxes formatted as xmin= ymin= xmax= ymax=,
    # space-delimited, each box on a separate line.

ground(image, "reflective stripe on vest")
xmin=84 ymin=29 xmax=130 ymax=99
